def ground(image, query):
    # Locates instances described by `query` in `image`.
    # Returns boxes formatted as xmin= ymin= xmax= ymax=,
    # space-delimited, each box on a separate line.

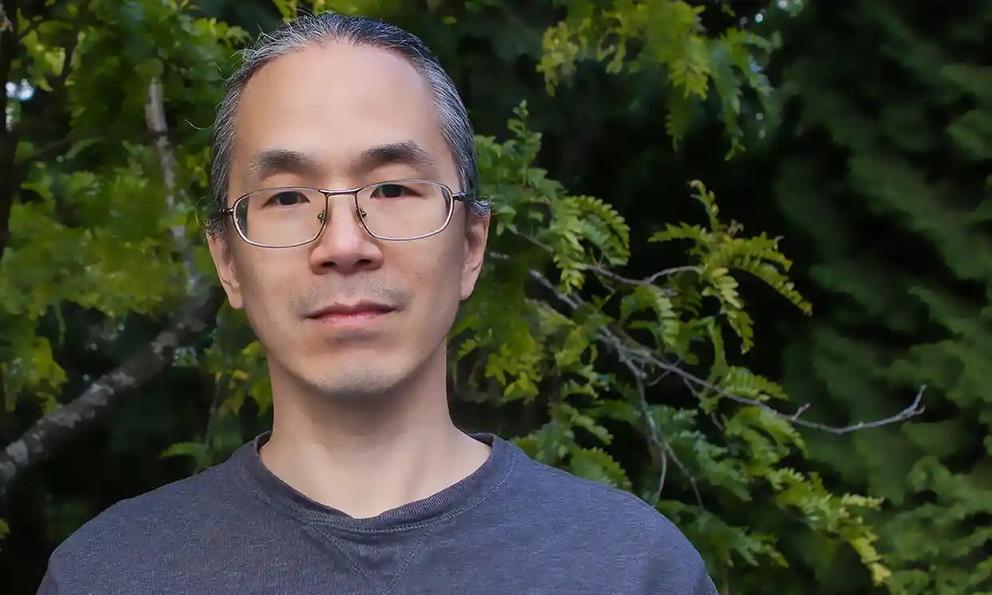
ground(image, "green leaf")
xmin=160 ymin=441 xmax=209 ymax=468
xmin=569 ymin=447 xmax=632 ymax=490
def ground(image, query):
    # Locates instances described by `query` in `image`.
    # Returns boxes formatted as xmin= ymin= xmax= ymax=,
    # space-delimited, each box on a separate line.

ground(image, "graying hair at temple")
xmin=206 ymin=12 xmax=488 ymax=236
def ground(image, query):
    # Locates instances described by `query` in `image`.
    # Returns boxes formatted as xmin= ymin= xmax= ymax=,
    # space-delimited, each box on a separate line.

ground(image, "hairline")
xmin=206 ymin=15 xmax=488 ymax=239
xmin=232 ymin=41 xmax=453 ymax=189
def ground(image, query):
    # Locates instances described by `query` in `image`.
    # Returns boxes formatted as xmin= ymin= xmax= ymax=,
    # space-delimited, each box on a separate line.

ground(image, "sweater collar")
xmin=229 ymin=429 xmax=517 ymax=532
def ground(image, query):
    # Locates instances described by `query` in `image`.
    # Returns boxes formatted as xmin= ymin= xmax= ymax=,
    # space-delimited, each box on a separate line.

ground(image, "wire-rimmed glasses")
xmin=211 ymin=179 xmax=470 ymax=248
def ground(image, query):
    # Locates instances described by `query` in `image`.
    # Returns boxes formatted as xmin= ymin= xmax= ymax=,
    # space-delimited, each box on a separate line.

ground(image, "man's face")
xmin=207 ymin=42 xmax=489 ymax=402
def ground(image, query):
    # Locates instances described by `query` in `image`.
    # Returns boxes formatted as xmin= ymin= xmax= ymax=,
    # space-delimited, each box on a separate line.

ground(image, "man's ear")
xmin=459 ymin=210 xmax=490 ymax=301
xmin=206 ymin=232 xmax=244 ymax=309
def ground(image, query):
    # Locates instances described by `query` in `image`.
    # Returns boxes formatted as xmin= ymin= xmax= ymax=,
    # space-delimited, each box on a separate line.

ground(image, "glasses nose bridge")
xmin=315 ymin=187 xmax=361 ymax=218
xmin=314 ymin=187 xmax=368 ymax=235
xmin=317 ymin=187 xmax=362 ymax=203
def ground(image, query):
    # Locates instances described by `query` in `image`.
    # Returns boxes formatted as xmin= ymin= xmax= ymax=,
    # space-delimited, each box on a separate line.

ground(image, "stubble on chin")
xmin=307 ymin=364 xmax=401 ymax=404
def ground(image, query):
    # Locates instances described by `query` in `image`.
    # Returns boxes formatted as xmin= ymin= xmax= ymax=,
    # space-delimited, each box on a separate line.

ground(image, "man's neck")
xmin=257 ymin=353 xmax=491 ymax=519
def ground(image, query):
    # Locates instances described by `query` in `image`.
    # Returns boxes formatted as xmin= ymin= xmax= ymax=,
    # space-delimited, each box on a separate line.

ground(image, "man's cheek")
xmin=240 ymin=275 xmax=288 ymax=340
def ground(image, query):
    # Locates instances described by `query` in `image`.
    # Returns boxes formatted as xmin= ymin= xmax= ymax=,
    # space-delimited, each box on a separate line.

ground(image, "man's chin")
xmin=304 ymin=367 xmax=404 ymax=403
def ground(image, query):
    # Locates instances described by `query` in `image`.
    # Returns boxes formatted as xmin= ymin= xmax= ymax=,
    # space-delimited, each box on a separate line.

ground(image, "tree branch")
xmin=577 ymin=262 xmax=692 ymax=292
xmin=634 ymin=375 xmax=701 ymax=507
xmin=523 ymin=263 xmax=702 ymax=504
xmin=493 ymin=190 xmax=929 ymax=506
xmin=0 ymin=288 xmax=224 ymax=497
xmin=515 ymin=231 xmax=687 ymax=292
xmin=145 ymin=77 xmax=199 ymax=293
xmin=524 ymin=264 xmax=926 ymax=434
xmin=0 ymin=12 xmax=223 ymax=502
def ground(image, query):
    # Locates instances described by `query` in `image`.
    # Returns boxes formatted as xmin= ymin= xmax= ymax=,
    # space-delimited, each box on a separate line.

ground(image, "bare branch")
xmin=634 ymin=376 xmax=701 ymax=507
xmin=526 ymin=264 xmax=702 ymax=504
xmin=145 ymin=78 xmax=199 ymax=292
xmin=679 ymin=376 xmax=725 ymax=431
xmin=145 ymin=79 xmax=178 ymax=201
xmin=509 ymin=230 xmax=922 ymax=431
xmin=642 ymin=266 xmax=701 ymax=285
xmin=575 ymin=262 xmax=689 ymax=293
xmin=0 ymin=15 xmax=224 ymax=502
xmin=660 ymin=359 xmax=926 ymax=434
xmin=0 ymin=288 xmax=224 ymax=496
xmin=500 ymin=244 xmax=926 ymax=505
xmin=490 ymin=250 xmax=698 ymax=501
xmin=525 ymin=265 xmax=926 ymax=434
xmin=512 ymin=232 xmax=688 ymax=292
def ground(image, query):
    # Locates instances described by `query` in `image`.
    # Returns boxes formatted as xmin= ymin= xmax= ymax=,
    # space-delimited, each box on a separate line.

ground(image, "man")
xmin=38 ymin=13 xmax=716 ymax=594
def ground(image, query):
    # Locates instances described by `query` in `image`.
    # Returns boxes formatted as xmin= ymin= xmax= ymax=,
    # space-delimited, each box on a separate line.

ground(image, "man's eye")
xmin=263 ymin=191 xmax=309 ymax=207
xmin=371 ymin=183 xmax=416 ymax=199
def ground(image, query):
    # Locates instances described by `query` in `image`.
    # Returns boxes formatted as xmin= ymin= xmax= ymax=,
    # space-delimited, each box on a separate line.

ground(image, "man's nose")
xmin=307 ymin=196 xmax=384 ymax=274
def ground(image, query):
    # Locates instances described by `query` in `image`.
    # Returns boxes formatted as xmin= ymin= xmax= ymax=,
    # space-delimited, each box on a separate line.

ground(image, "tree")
xmin=769 ymin=1 xmax=992 ymax=593
xmin=0 ymin=3 xmax=240 ymax=583
xmin=1 ymin=1 xmax=925 ymax=592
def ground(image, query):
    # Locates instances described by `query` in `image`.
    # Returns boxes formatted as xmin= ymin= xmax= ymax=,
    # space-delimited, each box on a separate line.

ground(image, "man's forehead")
xmin=233 ymin=42 xmax=434 ymax=140
xmin=231 ymin=43 xmax=453 ymax=185
xmin=244 ymin=41 xmax=429 ymax=99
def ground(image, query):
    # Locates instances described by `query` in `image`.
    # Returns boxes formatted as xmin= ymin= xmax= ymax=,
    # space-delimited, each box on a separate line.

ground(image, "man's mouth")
xmin=306 ymin=301 xmax=396 ymax=326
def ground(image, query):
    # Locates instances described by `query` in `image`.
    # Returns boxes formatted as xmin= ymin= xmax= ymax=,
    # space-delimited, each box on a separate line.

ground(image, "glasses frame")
xmin=212 ymin=178 xmax=471 ymax=248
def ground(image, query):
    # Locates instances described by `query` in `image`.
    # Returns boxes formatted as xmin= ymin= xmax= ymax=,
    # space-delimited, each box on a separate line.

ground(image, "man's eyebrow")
xmin=245 ymin=149 xmax=322 ymax=181
xmin=244 ymin=141 xmax=438 ymax=184
xmin=352 ymin=141 xmax=438 ymax=175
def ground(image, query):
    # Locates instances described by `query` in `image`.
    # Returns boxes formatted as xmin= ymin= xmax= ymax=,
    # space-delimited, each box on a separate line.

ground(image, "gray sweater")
xmin=37 ymin=431 xmax=717 ymax=594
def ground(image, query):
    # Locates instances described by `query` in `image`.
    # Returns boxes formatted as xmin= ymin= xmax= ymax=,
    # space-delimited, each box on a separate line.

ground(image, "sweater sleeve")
xmin=36 ymin=558 xmax=61 ymax=595
xmin=692 ymin=566 xmax=719 ymax=595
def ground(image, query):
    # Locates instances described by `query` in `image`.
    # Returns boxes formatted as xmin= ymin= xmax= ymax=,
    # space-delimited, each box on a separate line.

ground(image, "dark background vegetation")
xmin=2 ymin=1 xmax=989 ymax=593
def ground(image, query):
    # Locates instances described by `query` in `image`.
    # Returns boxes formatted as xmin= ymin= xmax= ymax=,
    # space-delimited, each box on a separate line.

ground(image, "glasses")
xmin=212 ymin=179 xmax=470 ymax=248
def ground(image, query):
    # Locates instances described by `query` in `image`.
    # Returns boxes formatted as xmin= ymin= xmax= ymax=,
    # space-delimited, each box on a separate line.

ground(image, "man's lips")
xmin=306 ymin=301 xmax=396 ymax=323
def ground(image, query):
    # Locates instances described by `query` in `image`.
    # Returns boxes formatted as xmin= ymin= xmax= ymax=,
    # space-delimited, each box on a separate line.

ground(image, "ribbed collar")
xmin=228 ymin=430 xmax=517 ymax=533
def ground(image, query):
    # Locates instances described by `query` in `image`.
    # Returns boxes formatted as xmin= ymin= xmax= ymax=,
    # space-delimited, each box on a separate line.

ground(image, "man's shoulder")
xmin=512 ymin=448 xmax=697 ymax=548
xmin=50 ymin=458 xmax=235 ymax=564
xmin=504 ymin=449 xmax=716 ymax=594
xmin=39 ymin=457 xmax=251 ymax=594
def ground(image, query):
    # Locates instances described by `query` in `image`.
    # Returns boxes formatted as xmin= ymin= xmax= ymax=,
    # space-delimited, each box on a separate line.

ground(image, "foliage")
xmin=0 ymin=1 xmax=944 ymax=594
xmin=0 ymin=4 xmax=245 ymax=587
xmin=1 ymin=0 xmax=245 ymax=415
xmin=449 ymin=104 xmax=885 ymax=588
xmin=537 ymin=0 xmax=775 ymax=157
xmin=183 ymin=95 xmax=884 ymax=588
xmin=770 ymin=1 xmax=992 ymax=593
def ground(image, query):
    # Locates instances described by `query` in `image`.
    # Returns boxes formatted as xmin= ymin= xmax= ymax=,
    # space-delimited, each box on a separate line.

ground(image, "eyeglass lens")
xmin=233 ymin=181 xmax=452 ymax=246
